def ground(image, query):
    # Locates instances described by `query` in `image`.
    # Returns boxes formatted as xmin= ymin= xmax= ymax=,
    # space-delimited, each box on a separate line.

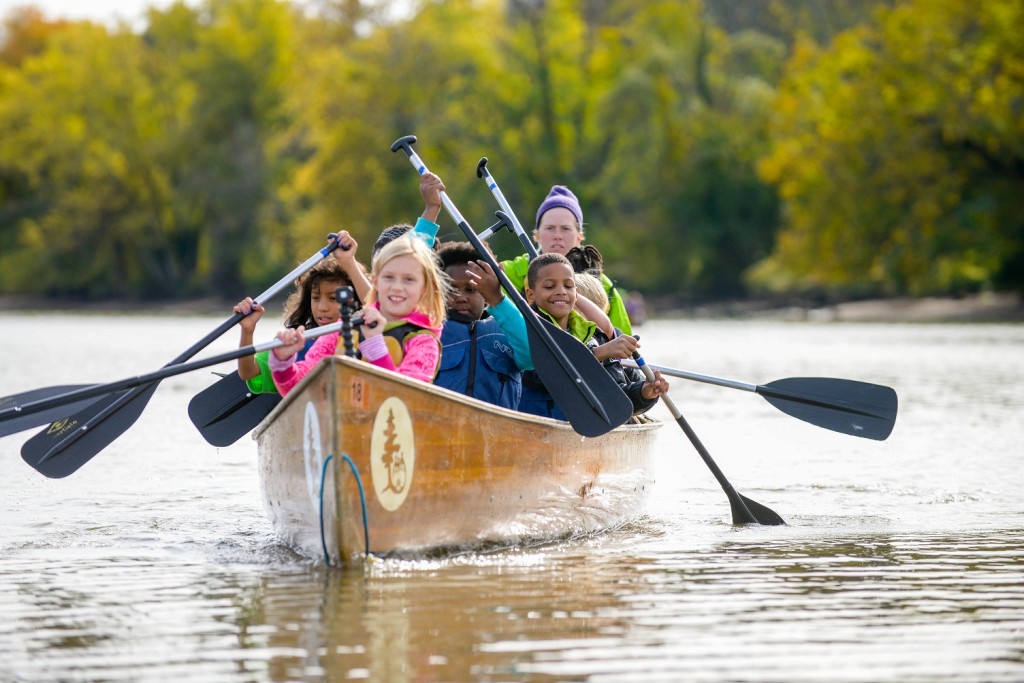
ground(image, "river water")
xmin=0 ymin=312 xmax=1022 ymax=682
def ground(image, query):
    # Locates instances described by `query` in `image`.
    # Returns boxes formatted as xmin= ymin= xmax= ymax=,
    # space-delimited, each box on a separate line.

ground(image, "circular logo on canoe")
xmin=303 ymin=401 xmax=324 ymax=513
xmin=370 ymin=396 xmax=414 ymax=511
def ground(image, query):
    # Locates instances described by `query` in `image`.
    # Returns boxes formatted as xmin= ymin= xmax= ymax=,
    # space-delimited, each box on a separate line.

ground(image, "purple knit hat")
xmin=535 ymin=185 xmax=583 ymax=230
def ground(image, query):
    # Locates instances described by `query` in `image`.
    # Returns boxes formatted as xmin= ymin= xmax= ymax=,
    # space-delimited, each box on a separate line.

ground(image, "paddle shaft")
xmin=11 ymin=322 xmax=357 ymax=420
xmin=629 ymin=353 xmax=781 ymax=525
xmin=0 ymin=384 xmax=103 ymax=438
xmin=622 ymin=361 xmax=756 ymax=392
xmin=476 ymin=157 xmax=539 ymax=259
xmin=622 ymin=360 xmax=885 ymax=415
xmin=169 ymin=235 xmax=346 ymax=362
xmin=621 ymin=359 xmax=897 ymax=440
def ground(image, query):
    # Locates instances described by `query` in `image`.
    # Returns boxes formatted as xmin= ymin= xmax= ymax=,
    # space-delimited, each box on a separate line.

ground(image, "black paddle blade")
xmin=0 ymin=384 xmax=107 ymax=438
xmin=730 ymin=493 xmax=787 ymax=526
xmin=758 ymin=377 xmax=898 ymax=441
xmin=527 ymin=317 xmax=632 ymax=438
xmin=21 ymin=383 xmax=159 ymax=478
xmin=188 ymin=373 xmax=281 ymax=447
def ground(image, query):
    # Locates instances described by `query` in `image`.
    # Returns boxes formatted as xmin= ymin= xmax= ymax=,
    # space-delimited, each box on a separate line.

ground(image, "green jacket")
xmin=245 ymin=350 xmax=276 ymax=394
xmin=500 ymin=253 xmax=633 ymax=335
xmin=535 ymin=306 xmax=598 ymax=344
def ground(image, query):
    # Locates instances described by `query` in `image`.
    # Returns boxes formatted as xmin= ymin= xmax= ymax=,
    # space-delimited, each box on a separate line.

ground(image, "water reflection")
xmin=228 ymin=528 xmax=1024 ymax=682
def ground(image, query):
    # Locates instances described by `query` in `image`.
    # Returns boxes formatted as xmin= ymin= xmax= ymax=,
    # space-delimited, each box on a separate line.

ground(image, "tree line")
xmin=1 ymin=0 xmax=1020 ymax=304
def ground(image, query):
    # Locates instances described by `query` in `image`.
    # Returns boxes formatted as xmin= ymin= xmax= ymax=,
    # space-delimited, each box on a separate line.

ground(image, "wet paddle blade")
xmin=188 ymin=373 xmax=281 ymax=447
xmin=0 ymin=385 xmax=106 ymax=438
xmin=730 ymin=493 xmax=787 ymax=526
xmin=758 ymin=377 xmax=898 ymax=441
xmin=21 ymin=383 xmax=159 ymax=478
xmin=527 ymin=317 xmax=632 ymax=438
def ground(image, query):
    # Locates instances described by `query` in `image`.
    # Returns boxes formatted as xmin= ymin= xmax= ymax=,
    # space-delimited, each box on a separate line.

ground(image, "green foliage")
xmin=0 ymin=22 xmax=192 ymax=297
xmin=0 ymin=0 xmax=1020 ymax=304
xmin=756 ymin=0 xmax=1024 ymax=296
xmin=0 ymin=0 xmax=297 ymax=298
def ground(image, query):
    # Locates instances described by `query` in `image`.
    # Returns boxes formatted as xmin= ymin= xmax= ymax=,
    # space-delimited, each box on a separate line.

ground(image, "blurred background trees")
xmin=0 ymin=0 xmax=1020 ymax=304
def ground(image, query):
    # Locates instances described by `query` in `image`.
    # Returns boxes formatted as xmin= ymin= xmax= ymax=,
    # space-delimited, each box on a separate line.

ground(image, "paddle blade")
xmin=731 ymin=493 xmax=787 ymax=526
xmin=0 ymin=385 xmax=108 ymax=438
xmin=21 ymin=383 xmax=159 ymax=478
xmin=188 ymin=373 xmax=281 ymax=447
xmin=527 ymin=318 xmax=632 ymax=438
xmin=758 ymin=377 xmax=898 ymax=441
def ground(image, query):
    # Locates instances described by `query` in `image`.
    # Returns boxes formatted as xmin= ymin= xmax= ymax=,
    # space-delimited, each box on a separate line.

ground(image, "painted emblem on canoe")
xmin=370 ymin=396 xmax=414 ymax=511
xmin=303 ymin=401 xmax=324 ymax=513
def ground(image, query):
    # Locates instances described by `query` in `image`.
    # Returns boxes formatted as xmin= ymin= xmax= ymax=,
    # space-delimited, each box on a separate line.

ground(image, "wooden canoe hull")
xmin=254 ymin=356 xmax=660 ymax=565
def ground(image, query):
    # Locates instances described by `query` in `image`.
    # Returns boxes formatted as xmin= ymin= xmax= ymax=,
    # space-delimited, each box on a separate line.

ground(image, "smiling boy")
xmin=519 ymin=253 xmax=667 ymax=420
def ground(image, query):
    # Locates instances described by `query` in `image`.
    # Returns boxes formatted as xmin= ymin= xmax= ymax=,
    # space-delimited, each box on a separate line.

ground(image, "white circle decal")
xmin=370 ymin=397 xmax=415 ymax=511
xmin=302 ymin=401 xmax=324 ymax=513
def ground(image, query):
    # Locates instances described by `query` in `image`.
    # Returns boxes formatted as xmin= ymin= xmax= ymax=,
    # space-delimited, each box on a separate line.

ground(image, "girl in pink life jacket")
xmin=269 ymin=236 xmax=450 ymax=394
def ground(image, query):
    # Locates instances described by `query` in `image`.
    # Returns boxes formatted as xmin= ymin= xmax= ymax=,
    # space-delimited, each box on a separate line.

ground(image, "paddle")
xmin=621 ymin=361 xmax=898 ymax=441
xmin=187 ymin=374 xmax=281 ymax=448
xmin=390 ymin=135 xmax=631 ymax=438
xmin=632 ymin=353 xmax=785 ymax=525
xmin=16 ymin=235 xmax=346 ymax=478
xmin=17 ymin=321 xmax=358 ymax=477
xmin=184 ymin=242 xmax=356 ymax=447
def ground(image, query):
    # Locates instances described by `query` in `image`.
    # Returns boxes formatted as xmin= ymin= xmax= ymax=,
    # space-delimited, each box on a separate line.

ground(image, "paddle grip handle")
xmin=326 ymin=232 xmax=352 ymax=252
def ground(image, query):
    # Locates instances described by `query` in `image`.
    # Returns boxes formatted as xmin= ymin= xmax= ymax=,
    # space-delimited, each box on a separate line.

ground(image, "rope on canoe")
xmin=319 ymin=453 xmax=370 ymax=566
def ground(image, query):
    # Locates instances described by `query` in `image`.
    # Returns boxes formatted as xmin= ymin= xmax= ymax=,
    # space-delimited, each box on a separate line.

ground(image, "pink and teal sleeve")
xmin=359 ymin=332 xmax=441 ymax=383
xmin=270 ymin=332 xmax=339 ymax=395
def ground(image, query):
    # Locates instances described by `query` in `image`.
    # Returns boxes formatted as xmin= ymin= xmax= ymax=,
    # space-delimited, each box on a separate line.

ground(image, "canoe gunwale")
xmin=252 ymin=356 xmax=661 ymax=440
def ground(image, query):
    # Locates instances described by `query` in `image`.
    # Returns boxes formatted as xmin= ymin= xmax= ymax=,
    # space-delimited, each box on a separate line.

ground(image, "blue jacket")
xmin=518 ymin=372 xmax=566 ymax=421
xmin=435 ymin=312 xmax=522 ymax=410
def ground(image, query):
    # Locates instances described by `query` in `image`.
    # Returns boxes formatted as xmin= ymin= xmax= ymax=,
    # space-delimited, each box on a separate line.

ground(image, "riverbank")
xmin=655 ymin=292 xmax=1024 ymax=323
xmin=2 ymin=292 xmax=1022 ymax=323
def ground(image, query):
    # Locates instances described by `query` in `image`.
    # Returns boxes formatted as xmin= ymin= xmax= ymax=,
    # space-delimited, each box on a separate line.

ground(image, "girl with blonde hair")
xmin=269 ymin=236 xmax=451 ymax=394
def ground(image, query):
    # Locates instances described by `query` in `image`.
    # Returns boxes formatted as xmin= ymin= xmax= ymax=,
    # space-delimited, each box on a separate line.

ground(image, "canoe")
xmin=253 ymin=355 xmax=661 ymax=566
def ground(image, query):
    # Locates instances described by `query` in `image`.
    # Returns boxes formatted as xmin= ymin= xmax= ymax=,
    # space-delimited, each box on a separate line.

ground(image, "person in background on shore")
xmin=434 ymin=241 xmax=530 ymax=410
xmin=269 ymin=235 xmax=449 ymax=393
xmin=624 ymin=290 xmax=647 ymax=326
xmin=231 ymin=258 xmax=359 ymax=394
xmin=518 ymin=252 xmax=666 ymax=420
xmin=500 ymin=185 xmax=634 ymax=335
